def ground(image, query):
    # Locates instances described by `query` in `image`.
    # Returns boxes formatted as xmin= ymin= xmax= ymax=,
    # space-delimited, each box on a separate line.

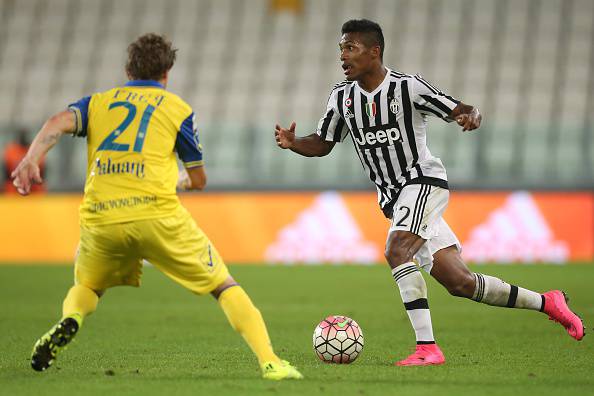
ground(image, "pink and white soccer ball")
xmin=313 ymin=315 xmax=364 ymax=364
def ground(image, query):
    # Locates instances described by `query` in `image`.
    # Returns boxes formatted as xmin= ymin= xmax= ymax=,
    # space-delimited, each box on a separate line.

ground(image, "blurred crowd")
xmin=2 ymin=129 xmax=45 ymax=194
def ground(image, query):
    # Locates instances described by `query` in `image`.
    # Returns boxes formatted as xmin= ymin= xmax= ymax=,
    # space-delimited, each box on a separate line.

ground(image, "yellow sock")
xmin=218 ymin=286 xmax=280 ymax=365
xmin=61 ymin=285 xmax=99 ymax=326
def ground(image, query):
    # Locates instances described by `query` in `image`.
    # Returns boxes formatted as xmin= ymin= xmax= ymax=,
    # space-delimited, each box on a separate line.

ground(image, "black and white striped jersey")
xmin=316 ymin=68 xmax=460 ymax=218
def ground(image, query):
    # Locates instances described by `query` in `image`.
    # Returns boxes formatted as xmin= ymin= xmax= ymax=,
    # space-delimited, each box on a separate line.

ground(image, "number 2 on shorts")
xmin=394 ymin=206 xmax=411 ymax=227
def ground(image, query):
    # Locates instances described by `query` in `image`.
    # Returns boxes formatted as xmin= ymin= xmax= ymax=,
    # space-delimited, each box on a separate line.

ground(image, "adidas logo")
xmin=265 ymin=192 xmax=379 ymax=264
xmin=462 ymin=192 xmax=568 ymax=263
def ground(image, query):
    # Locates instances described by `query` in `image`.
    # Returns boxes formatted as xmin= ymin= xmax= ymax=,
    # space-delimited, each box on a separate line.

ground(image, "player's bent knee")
xmin=385 ymin=231 xmax=425 ymax=269
xmin=446 ymin=273 xmax=476 ymax=298
xmin=76 ymin=283 xmax=105 ymax=298
xmin=385 ymin=246 xmax=409 ymax=268
xmin=384 ymin=240 xmax=415 ymax=268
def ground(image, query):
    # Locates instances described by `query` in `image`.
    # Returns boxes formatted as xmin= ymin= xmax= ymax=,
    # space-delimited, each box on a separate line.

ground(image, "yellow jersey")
xmin=69 ymin=80 xmax=203 ymax=225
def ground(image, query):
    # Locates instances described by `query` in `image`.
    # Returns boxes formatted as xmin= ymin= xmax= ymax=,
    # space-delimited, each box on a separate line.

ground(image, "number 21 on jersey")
xmin=97 ymin=101 xmax=155 ymax=153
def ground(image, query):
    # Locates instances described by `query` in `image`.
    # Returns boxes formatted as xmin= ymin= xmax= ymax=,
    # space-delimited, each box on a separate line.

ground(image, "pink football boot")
xmin=542 ymin=290 xmax=585 ymax=341
xmin=395 ymin=344 xmax=445 ymax=366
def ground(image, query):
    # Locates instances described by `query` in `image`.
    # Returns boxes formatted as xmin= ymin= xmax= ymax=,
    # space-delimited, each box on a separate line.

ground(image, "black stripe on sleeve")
xmin=414 ymin=75 xmax=460 ymax=107
xmin=414 ymin=103 xmax=445 ymax=118
xmin=444 ymin=94 xmax=460 ymax=104
xmin=331 ymin=89 xmax=348 ymax=140
xmin=419 ymin=94 xmax=454 ymax=116
xmin=336 ymin=89 xmax=344 ymax=114
xmin=332 ymin=80 xmax=349 ymax=90
xmin=319 ymin=108 xmax=333 ymax=140
xmin=414 ymin=75 xmax=439 ymax=94
xmin=334 ymin=89 xmax=345 ymax=143
xmin=506 ymin=285 xmax=519 ymax=308
xmin=391 ymin=71 xmax=407 ymax=78
xmin=333 ymin=117 xmax=345 ymax=142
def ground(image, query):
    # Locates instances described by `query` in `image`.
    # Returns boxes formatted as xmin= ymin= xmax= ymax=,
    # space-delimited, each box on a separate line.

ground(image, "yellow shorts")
xmin=74 ymin=207 xmax=229 ymax=295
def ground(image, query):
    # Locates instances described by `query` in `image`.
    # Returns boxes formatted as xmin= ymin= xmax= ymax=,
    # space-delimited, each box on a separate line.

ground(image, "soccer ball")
xmin=313 ymin=315 xmax=364 ymax=364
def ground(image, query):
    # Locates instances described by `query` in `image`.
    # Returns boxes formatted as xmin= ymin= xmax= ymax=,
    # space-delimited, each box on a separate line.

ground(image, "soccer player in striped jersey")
xmin=12 ymin=33 xmax=302 ymax=380
xmin=275 ymin=19 xmax=585 ymax=366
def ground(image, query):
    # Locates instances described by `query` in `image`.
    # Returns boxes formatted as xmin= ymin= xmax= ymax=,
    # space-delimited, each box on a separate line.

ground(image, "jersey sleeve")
xmin=68 ymin=95 xmax=91 ymax=137
xmin=316 ymin=89 xmax=349 ymax=142
xmin=175 ymin=112 xmax=203 ymax=168
xmin=411 ymin=75 xmax=460 ymax=122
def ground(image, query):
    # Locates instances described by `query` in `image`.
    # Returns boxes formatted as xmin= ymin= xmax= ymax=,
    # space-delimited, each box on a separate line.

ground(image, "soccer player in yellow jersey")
xmin=11 ymin=33 xmax=302 ymax=380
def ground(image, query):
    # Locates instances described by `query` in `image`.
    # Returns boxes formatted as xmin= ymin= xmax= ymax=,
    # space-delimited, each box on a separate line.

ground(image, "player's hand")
xmin=11 ymin=157 xmax=42 ymax=196
xmin=275 ymin=122 xmax=296 ymax=149
xmin=177 ymin=169 xmax=192 ymax=191
xmin=455 ymin=108 xmax=482 ymax=131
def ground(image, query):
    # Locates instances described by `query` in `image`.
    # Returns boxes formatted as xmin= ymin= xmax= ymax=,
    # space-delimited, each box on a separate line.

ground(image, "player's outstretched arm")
xmin=450 ymin=102 xmax=482 ymax=132
xmin=178 ymin=166 xmax=207 ymax=191
xmin=274 ymin=122 xmax=335 ymax=157
xmin=11 ymin=110 xmax=77 ymax=196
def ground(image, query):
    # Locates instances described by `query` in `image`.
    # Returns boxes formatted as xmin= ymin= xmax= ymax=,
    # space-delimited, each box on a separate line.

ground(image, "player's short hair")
xmin=125 ymin=33 xmax=177 ymax=81
xmin=341 ymin=19 xmax=385 ymax=60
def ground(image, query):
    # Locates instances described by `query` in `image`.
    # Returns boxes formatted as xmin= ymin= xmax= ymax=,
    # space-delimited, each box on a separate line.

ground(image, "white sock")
xmin=392 ymin=262 xmax=435 ymax=344
xmin=473 ymin=273 xmax=543 ymax=310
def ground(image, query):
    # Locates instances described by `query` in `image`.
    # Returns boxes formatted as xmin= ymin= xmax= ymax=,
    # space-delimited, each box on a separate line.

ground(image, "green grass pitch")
xmin=1 ymin=264 xmax=593 ymax=396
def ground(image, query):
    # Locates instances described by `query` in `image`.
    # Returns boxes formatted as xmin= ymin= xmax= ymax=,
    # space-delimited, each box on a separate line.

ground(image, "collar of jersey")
xmin=356 ymin=67 xmax=391 ymax=96
xmin=125 ymin=80 xmax=164 ymax=88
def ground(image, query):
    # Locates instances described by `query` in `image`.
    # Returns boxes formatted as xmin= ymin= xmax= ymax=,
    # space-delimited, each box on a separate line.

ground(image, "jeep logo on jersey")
xmin=354 ymin=124 xmax=402 ymax=149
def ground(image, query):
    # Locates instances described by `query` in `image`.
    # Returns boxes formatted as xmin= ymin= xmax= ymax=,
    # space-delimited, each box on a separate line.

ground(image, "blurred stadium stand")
xmin=0 ymin=0 xmax=592 ymax=191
